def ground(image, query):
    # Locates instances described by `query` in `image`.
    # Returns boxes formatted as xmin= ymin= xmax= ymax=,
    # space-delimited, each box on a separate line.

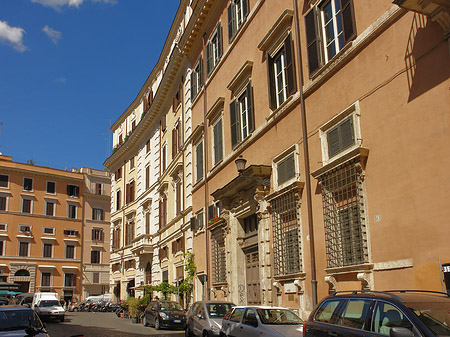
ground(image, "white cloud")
xmin=43 ymin=25 xmax=62 ymax=44
xmin=31 ymin=0 xmax=84 ymax=9
xmin=0 ymin=20 xmax=27 ymax=52
xmin=54 ymin=77 xmax=67 ymax=83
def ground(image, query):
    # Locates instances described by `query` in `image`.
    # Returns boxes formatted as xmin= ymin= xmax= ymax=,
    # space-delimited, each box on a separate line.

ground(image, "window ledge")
xmin=325 ymin=262 xmax=374 ymax=276
xmin=312 ymin=147 xmax=369 ymax=179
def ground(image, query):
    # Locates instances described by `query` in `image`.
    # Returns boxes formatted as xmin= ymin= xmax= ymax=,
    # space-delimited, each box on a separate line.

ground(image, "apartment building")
xmin=0 ymin=155 xmax=84 ymax=303
xmin=0 ymin=155 xmax=111 ymax=303
xmin=104 ymin=1 xmax=194 ymax=304
xmin=106 ymin=0 xmax=449 ymax=316
xmin=79 ymin=167 xmax=111 ymax=299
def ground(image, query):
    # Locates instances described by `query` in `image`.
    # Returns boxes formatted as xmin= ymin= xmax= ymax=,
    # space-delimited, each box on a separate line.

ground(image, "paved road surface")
xmin=45 ymin=311 xmax=184 ymax=337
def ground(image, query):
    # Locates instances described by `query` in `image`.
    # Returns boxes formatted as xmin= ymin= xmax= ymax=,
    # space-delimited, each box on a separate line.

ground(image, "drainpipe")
xmin=202 ymin=32 xmax=211 ymax=301
xmin=293 ymin=0 xmax=318 ymax=307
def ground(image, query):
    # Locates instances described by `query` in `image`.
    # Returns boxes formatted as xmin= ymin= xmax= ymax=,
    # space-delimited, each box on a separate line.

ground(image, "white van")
xmin=32 ymin=292 xmax=65 ymax=322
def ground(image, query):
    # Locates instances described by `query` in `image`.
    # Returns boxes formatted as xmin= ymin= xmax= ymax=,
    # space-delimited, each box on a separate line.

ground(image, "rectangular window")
xmin=91 ymin=250 xmax=101 ymax=264
xmin=162 ymin=144 xmax=167 ymax=173
xmin=212 ymin=228 xmax=227 ymax=283
xmin=116 ymin=190 xmax=121 ymax=211
xmin=43 ymin=243 xmax=52 ymax=258
xmin=190 ymin=211 xmax=204 ymax=231
xmin=19 ymin=224 xmax=31 ymax=233
xmin=64 ymin=273 xmax=75 ymax=287
xmin=43 ymin=227 xmax=55 ymax=235
xmin=66 ymin=245 xmax=75 ymax=259
xmin=191 ymin=56 xmax=203 ymax=100
xmin=195 ymin=141 xmax=204 ymax=182
xmin=64 ymin=229 xmax=77 ymax=236
xmin=129 ymin=156 xmax=135 ymax=170
xmin=145 ymin=166 xmax=150 ymax=190
xmin=270 ymin=188 xmax=302 ymax=276
xmin=175 ymin=180 xmax=182 ymax=216
xmin=46 ymin=181 xmax=56 ymax=194
xmin=19 ymin=242 xmax=29 ymax=257
xmin=230 ymin=82 xmax=254 ymax=148
xmin=172 ymin=122 xmax=181 ymax=159
xmin=146 ymin=139 xmax=151 ymax=153
xmin=125 ymin=221 xmax=134 ymax=246
xmin=92 ymin=228 xmax=104 ymax=241
xmin=45 ymin=201 xmax=55 ymax=216
xmin=267 ymin=34 xmax=296 ymax=109
xmin=206 ymin=22 xmax=223 ymax=76
xmin=42 ymin=273 xmax=51 ymax=287
xmin=145 ymin=212 xmax=150 ymax=235
xmin=0 ymin=196 xmax=6 ymax=211
xmin=213 ymin=117 xmax=223 ymax=165
xmin=0 ymin=223 xmax=6 ymax=231
xmin=126 ymin=181 xmax=135 ymax=204
xmin=227 ymin=0 xmax=249 ymax=42
xmin=159 ymin=197 xmax=167 ymax=229
xmin=320 ymin=160 xmax=368 ymax=268
xmin=277 ymin=153 xmax=296 ymax=186
xmin=0 ymin=175 xmax=9 ymax=188
xmin=22 ymin=199 xmax=32 ymax=214
xmin=68 ymin=204 xmax=77 ymax=219
xmin=327 ymin=116 xmax=355 ymax=159
xmin=67 ymin=184 xmax=79 ymax=197
xmin=95 ymin=183 xmax=102 ymax=195
xmin=113 ymin=226 xmax=121 ymax=250
xmin=23 ymin=178 xmax=33 ymax=191
xmin=93 ymin=272 xmax=100 ymax=284
xmin=116 ymin=167 xmax=122 ymax=180
xmin=92 ymin=208 xmax=104 ymax=221
xmin=0 ymin=240 xmax=4 ymax=256
xmin=305 ymin=0 xmax=356 ymax=76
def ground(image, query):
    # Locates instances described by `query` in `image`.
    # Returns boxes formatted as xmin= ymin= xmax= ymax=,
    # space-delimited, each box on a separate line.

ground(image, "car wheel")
xmin=154 ymin=317 xmax=160 ymax=330
xmin=203 ymin=331 xmax=210 ymax=337
xmin=143 ymin=316 xmax=148 ymax=326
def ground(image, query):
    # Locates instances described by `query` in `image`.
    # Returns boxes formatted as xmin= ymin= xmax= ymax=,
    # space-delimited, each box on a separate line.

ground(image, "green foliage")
xmin=126 ymin=297 xmax=140 ymax=317
xmin=156 ymin=282 xmax=177 ymax=300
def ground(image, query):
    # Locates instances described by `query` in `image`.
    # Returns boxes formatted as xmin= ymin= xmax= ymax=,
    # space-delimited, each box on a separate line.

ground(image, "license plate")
xmin=174 ymin=319 xmax=181 ymax=323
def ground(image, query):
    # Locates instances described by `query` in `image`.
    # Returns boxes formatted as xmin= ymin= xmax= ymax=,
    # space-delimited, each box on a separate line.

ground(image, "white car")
xmin=220 ymin=306 xmax=304 ymax=337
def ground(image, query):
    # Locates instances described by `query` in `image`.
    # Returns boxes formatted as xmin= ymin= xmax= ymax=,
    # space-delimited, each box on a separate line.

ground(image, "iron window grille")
xmin=211 ymin=228 xmax=227 ymax=284
xmin=319 ymin=159 xmax=368 ymax=268
xmin=270 ymin=189 xmax=302 ymax=276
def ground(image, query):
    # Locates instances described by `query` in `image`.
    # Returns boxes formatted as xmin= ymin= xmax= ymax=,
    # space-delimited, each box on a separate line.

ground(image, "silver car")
xmin=220 ymin=306 xmax=304 ymax=337
xmin=186 ymin=301 xmax=235 ymax=336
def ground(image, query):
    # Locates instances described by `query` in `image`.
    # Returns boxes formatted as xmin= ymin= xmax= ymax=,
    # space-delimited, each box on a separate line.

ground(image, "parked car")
xmin=220 ymin=306 xmax=304 ymax=337
xmin=142 ymin=300 xmax=186 ymax=330
xmin=13 ymin=293 xmax=34 ymax=307
xmin=303 ymin=290 xmax=450 ymax=337
xmin=32 ymin=292 xmax=65 ymax=322
xmin=0 ymin=305 xmax=49 ymax=336
xmin=185 ymin=301 xmax=235 ymax=336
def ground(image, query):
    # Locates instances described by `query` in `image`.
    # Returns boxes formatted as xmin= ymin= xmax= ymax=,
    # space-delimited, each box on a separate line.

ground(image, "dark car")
xmin=142 ymin=300 xmax=186 ymax=330
xmin=0 ymin=305 xmax=49 ymax=336
xmin=304 ymin=290 xmax=450 ymax=337
xmin=185 ymin=301 xmax=235 ymax=336
xmin=0 ymin=298 xmax=11 ymax=306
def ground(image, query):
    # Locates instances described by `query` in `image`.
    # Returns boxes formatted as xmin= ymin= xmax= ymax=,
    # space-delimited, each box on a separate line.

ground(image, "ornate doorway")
xmin=245 ymin=249 xmax=260 ymax=305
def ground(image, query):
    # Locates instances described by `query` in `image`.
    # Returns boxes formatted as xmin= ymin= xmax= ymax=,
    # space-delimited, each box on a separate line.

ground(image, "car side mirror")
xmin=390 ymin=327 xmax=414 ymax=337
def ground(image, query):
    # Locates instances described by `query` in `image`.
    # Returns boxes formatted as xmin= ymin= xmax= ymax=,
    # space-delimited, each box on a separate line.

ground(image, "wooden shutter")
xmin=266 ymin=52 xmax=276 ymax=110
xmin=230 ymin=100 xmax=240 ymax=148
xmin=198 ymin=55 xmax=203 ymax=89
xmin=228 ymin=2 xmax=236 ymax=42
xmin=172 ymin=241 xmax=177 ymax=254
xmin=190 ymin=217 xmax=197 ymax=231
xmin=217 ymin=22 xmax=223 ymax=59
xmin=246 ymin=81 xmax=254 ymax=133
xmin=159 ymin=200 xmax=163 ymax=229
xmin=159 ymin=248 xmax=163 ymax=260
xmin=146 ymin=166 xmax=150 ymax=189
xmin=196 ymin=142 xmax=203 ymax=180
xmin=176 ymin=181 xmax=181 ymax=215
xmin=172 ymin=127 xmax=177 ymax=159
xmin=305 ymin=7 xmax=321 ymax=76
xmin=208 ymin=205 xmax=214 ymax=221
xmin=340 ymin=0 xmax=356 ymax=44
xmin=243 ymin=0 xmax=249 ymax=19
xmin=148 ymin=90 xmax=153 ymax=107
xmin=284 ymin=34 xmax=297 ymax=96
xmin=161 ymin=113 xmax=166 ymax=131
xmin=181 ymin=236 xmax=185 ymax=252
xmin=340 ymin=117 xmax=355 ymax=149
xmin=190 ymin=70 xmax=196 ymax=101
xmin=206 ymin=40 xmax=212 ymax=76
xmin=327 ymin=126 xmax=340 ymax=158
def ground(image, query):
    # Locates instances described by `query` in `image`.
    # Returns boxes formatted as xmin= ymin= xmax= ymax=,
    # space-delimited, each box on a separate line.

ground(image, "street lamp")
xmin=235 ymin=155 xmax=247 ymax=173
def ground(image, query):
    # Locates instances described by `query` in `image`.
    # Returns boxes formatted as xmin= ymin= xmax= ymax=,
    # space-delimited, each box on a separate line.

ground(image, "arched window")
xmin=14 ymin=269 xmax=30 ymax=277
xmin=145 ymin=262 xmax=151 ymax=285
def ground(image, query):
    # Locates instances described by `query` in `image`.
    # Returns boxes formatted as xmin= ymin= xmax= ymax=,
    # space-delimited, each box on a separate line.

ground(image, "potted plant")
xmin=127 ymin=297 xmax=139 ymax=323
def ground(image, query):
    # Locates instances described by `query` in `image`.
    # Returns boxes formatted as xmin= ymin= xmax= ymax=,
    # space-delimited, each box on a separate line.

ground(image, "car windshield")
xmin=410 ymin=303 xmax=450 ymax=337
xmin=0 ymin=310 xmax=40 ymax=331
xmin=160 ymin=302 xmax=183 ymax=311
xmin=257 ymin=308 xmax=304 ymax=325
xmin=207 ymin=303 xmax=235 ymax=318
xmin=39 ymin=300 xmax=60 ymax=307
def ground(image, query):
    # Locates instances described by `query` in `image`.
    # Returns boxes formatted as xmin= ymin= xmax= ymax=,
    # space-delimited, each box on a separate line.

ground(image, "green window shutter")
xmin=243 ymin=0 xmax=249 ymax=19
xmin=305 ymin=7 xmax=321 ymax=76
xmin=327 ymin=126 xmax=340 ymax=158
xmin=214 ymin=119 xmax=223 ymax=164
xmin=340 ymin=117 xmax=355 ymax=150
xmin=206 ymin=41 xmax=212 ymax=76
xmin=196 ymin=141 xmax=203 ymax=181
xmin=230 ymin=99 xmax=240 ymax=148
xmin=198 ymin=55 xmax=203 ymax=88
xmin=267 ymin=52 xmax=276 ymax=110
xmin=340 ymin=0 xmax=356 ymax=44
xmin=246 ymin=81 xmax=254 ymax=133
xmin=284 ymin=33 xmax=297 ymax=96
xmin=228 ymin=2 xmax=236 ymax=42
xmin=217 ymin=22 xmax=223 ymax=59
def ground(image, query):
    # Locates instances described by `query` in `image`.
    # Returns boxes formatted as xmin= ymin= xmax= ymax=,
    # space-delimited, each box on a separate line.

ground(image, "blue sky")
xmin=0 ymin=0 xmax=179 ymax=171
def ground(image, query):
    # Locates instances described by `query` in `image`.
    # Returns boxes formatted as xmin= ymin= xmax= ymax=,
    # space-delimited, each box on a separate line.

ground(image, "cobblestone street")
xmin=45 ymin=312 xmax=184 ymax=337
